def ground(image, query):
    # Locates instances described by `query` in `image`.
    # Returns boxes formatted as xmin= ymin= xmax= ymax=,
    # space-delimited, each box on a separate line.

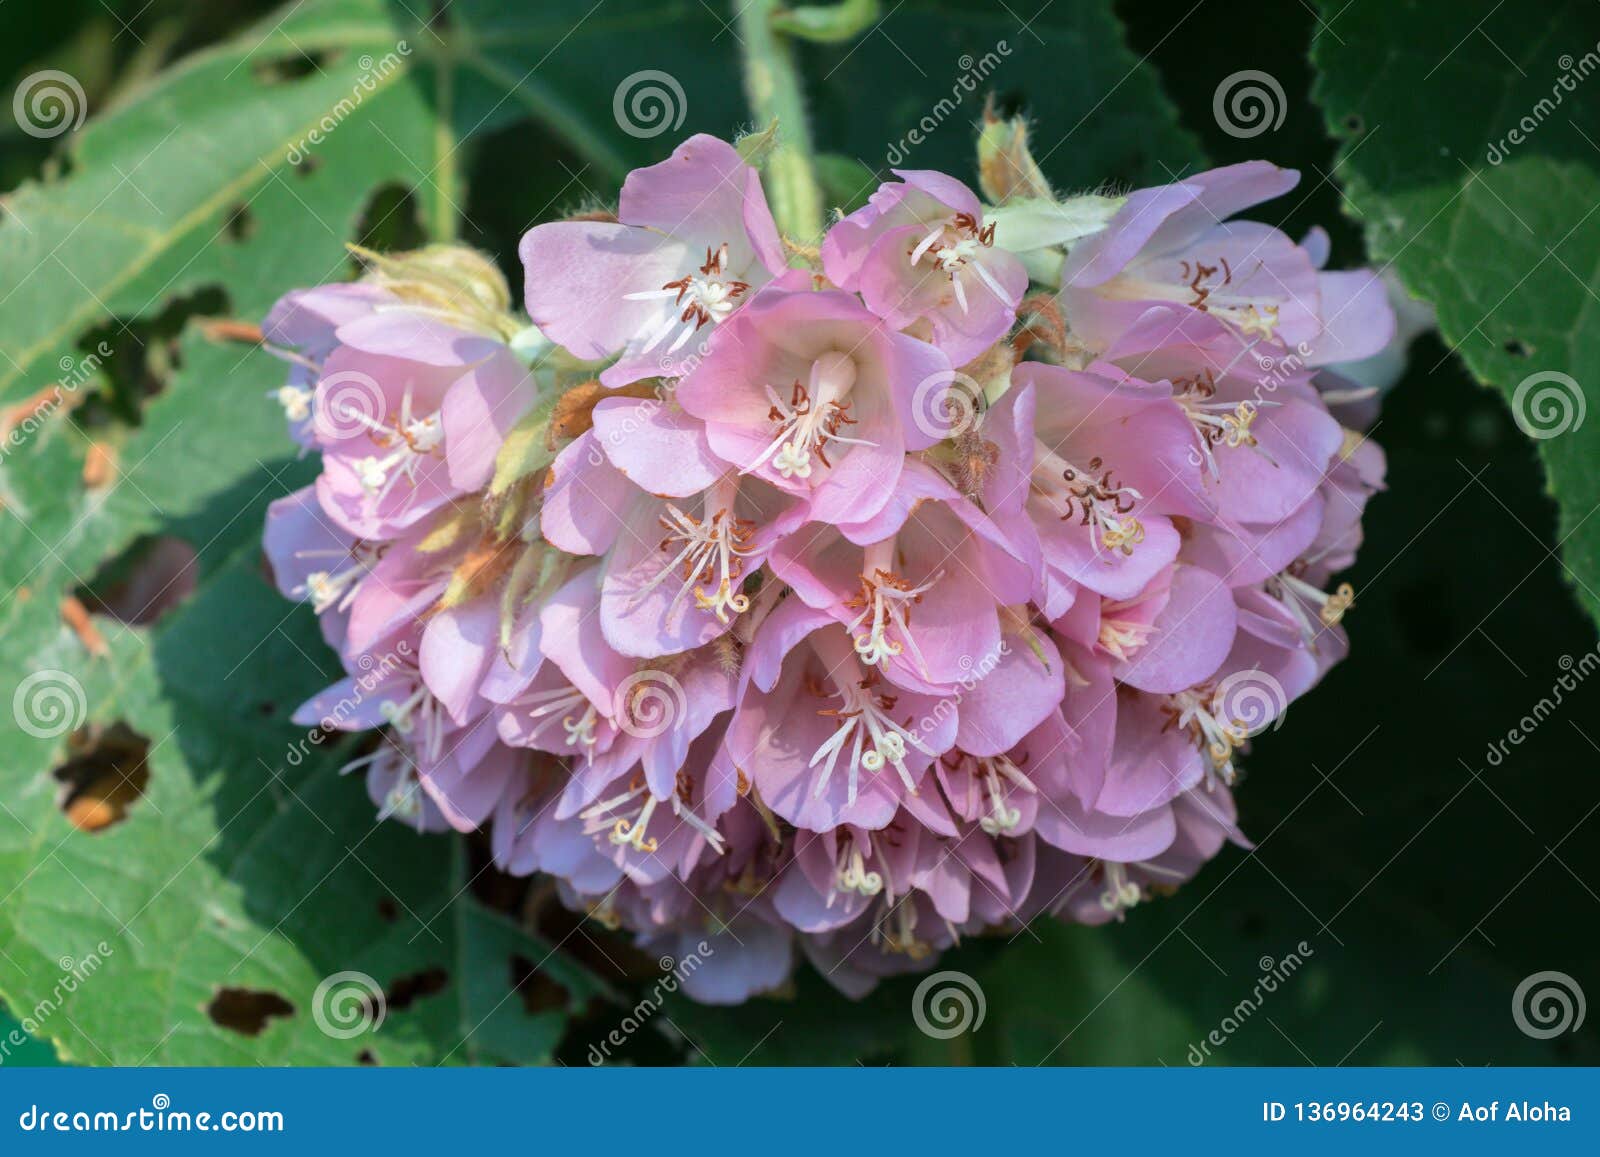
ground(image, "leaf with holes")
xmin=0 ymin=0 xmax=766 ymax=1065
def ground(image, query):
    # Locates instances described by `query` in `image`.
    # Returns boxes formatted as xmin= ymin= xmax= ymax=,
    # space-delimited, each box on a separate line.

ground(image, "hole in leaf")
xmin=76 ymin=285 xmax=231 ymax=427
xmin=206 ymin=987 xmax=295 ymax=1036
xmin=1503 ymin=339 xmax=1532 ymax=358
xmin=384 ymin=967 xmax=448 ymax=1011
xmin=376 ymin=896 xmax=399 ymax=923
xmin=353 ymin=182 xmax=426 ymax=260
xmin=53 ymin=721 xmax=151 ymax=833
xmin=76 ymin=534 xmax=198 ymax=627
xmin=223 ymin=202 xmax=256 ymax=243
xmin=509 ymin=954 xmax=569 ymax=1016
xmin=356 ymin=1048 xmax=378 ymax=1065
xmin=292 ymin=153 xmax=321 ymax=178
xmin=1343 ymin=114 xmax=1364 ymax=135
xmin=252 ymin=50 xmax=335 ymax=85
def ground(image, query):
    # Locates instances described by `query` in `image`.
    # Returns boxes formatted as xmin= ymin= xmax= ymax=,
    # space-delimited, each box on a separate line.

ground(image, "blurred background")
xmin=1 ymin=0 xmax=1595 ymax=1066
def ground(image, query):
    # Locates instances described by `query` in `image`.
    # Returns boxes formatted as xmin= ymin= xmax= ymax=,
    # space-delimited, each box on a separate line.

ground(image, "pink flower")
xmin=259 ymin=142 xmax=1398 ymax=1005
xmin=728 ymin=599 xmax=959 ymax=832
xmin=822 ymin=170 xmax=1028 ymax=364
xmin=769 ymin=459 xmax=1032 ymax=694
xmin=302 ymin=311 xmax=529 ymax=540
xmin=676 ymin=281 xmax=950 ymax=525
xmin=519 ymin=135 xmax=786 ymax=386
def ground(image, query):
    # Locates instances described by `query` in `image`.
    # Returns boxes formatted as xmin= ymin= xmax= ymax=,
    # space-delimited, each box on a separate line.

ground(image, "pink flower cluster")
xmin=262 ymin=134 xmax=1393 ymax=1003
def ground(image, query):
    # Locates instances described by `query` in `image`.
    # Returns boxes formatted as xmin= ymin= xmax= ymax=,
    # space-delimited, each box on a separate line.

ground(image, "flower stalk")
xmin=737 ymin=0 xmax=830 ymax=247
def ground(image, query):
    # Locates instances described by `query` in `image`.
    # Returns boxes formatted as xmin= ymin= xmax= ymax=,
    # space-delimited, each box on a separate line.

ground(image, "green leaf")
xmin=1311 ymin=0 xmax=1600 ymax=625
xmin=0 ymin=0 xmax=721 ymax=1066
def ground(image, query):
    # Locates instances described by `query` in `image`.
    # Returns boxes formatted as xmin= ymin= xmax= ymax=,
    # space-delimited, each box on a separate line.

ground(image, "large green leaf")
xmin=1311 ymin=0 xmax=1600 ymax=626
xmin=0 ymin=0 xmax=737 ymax=1066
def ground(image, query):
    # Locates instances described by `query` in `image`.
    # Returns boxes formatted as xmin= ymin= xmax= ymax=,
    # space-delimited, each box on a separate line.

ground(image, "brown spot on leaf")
xmin=252 ymin=50 xmax=335 ymax=85
xmin=223 ymin=202 xmax=255 ymax=243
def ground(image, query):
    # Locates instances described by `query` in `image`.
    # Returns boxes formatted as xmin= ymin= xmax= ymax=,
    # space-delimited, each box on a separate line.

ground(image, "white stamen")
xmin=846 ymin=540 xmax=942 ymax=673
xmin=271 ymin=384 xmax=313 ymax=422
xmin=1032 ymin=439 xmax=1146 ymax=557
xmin=747 ymin=353 xmax=875 ymax=481
xmin=805 ymin=634 xmax=933 ymax=806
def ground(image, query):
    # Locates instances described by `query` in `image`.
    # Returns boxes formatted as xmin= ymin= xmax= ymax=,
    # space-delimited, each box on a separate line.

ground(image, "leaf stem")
xmin=737 ymin=0 xmax=826 ymax=246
